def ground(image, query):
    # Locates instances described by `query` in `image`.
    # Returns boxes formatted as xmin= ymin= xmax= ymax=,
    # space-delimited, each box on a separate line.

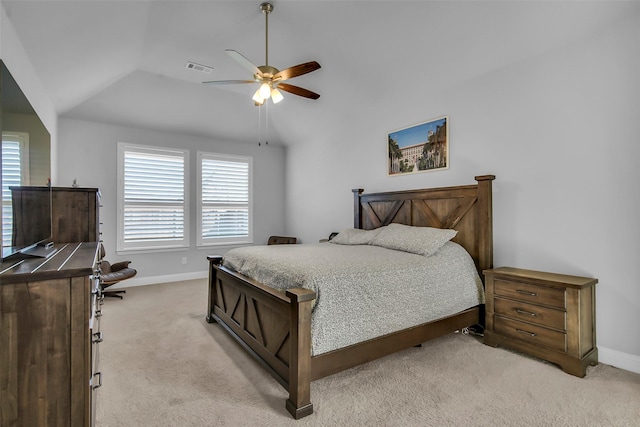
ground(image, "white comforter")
xmin=223 ymin=241 xmax=484 ymax=356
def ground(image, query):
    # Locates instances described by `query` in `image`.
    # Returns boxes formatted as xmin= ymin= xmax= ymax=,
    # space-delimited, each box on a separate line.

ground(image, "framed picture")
xmin=388 ymin=116 xmax=449 ymax=175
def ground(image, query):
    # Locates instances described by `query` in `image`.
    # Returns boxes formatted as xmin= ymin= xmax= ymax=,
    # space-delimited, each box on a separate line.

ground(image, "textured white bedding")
xmin=223 ymin=242 xmax=484 ymax=356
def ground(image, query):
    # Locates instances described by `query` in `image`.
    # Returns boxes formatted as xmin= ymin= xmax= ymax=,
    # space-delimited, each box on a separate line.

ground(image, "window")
xmin=117 ymin=143 xmax=189 ymax=251
xmin=2 ymin=132 xmax=29 ymax=247
xmin=197 ymin=152 xmax=252 ymax=246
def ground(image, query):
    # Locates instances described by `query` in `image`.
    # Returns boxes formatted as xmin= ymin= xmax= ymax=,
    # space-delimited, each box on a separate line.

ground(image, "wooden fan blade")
xmin=202 ymin=80 xmax=255 ymax=85
xmin=277 ymin=83 xmax=320 ymax=100
xmin=274 ymin=61 xmax=321 ymax=81
xmin=226 ymin=49 xmax=262 ymax=77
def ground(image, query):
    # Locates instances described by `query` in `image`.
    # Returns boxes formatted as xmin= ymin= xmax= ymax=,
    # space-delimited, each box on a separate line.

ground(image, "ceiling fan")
xmin=202 ymin=2 xmax=321 ymax=105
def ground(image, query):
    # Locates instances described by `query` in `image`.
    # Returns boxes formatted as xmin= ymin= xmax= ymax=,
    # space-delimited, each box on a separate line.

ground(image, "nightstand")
xmin=483 ymin=267 xmax=598 ymax=377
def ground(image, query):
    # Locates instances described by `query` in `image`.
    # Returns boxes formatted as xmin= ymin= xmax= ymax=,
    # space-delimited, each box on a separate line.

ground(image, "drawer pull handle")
xmin=515 ymin=308 xmax=537 ymax=317
xmin=91 ymin=372 xmax=102 ymax=389
xmin=516 ymin=290 xmax=537 ymax=296
xmin=516 ymin=328 xmax=537 ymax=337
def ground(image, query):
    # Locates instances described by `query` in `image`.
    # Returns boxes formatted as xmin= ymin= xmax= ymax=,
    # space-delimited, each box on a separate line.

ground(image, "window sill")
xmin=116 ymin=246 xmax=189 ymax=256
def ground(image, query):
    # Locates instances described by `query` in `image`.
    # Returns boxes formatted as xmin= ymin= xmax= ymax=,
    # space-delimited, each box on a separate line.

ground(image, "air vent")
xmin=185 ymin=61 xmax=213 ymax=74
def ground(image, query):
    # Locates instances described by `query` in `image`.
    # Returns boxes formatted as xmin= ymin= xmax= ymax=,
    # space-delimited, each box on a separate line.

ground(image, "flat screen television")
xmin=2 ymin=186 xmax=54 ymax=260
xmin=1 ymin=60 xmax=53 ymax=261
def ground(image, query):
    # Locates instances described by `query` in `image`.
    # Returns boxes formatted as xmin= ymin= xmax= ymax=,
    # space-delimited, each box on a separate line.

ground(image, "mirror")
xmin=1 ymin=59 xmax=52 ymax=254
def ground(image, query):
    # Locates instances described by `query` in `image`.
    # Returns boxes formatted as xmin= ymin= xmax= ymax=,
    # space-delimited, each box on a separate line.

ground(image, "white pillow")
xmin=370 ymin=223 xmax=457 ymax=256
xmin=329 ymin=228 xmax=382 ymax=245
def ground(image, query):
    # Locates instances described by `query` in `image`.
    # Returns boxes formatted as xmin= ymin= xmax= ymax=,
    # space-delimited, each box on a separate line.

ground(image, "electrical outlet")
xmin=181 ymin=257 xmax=187 ymax=265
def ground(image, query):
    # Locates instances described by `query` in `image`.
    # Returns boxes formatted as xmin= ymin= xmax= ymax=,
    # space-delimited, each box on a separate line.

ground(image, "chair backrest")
xmin=267 ymin=235 xmax=297 ymax=245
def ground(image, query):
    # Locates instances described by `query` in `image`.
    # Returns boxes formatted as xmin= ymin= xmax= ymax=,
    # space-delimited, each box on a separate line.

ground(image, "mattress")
xmin=223 ymin=241 xmax=484 ymax=356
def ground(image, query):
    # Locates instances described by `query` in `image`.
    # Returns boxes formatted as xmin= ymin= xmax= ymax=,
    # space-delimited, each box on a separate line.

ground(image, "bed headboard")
xmin=353 ymin=175 xmax=495 ymax=274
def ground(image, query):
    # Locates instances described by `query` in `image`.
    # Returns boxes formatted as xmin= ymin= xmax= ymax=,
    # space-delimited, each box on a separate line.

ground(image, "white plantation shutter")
xmin=118 ymin=143 xmax=189 ymax=251
xmin=2 ymin=134 xmax=28 ymax=247
xmin=198 ymin=152 xmax=252 ymax=246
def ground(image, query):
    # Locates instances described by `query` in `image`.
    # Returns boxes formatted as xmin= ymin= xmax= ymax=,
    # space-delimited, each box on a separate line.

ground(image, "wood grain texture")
xmin=0 ymin=242 xmax=99 ymax=426
xmin=11 ymin=187 xmax=100 ymax=245
xmin=1 ymin=279 xmax=70 ymax=426
xmin=484 ymin=267 xmax=598 ymax=377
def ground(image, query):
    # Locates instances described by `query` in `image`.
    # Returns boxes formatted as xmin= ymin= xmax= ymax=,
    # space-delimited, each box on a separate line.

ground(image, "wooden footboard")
xmin=206 ymin=255 xmax=316 ymax=419
xmin=207 ymin=256 xmax=480 ymax=420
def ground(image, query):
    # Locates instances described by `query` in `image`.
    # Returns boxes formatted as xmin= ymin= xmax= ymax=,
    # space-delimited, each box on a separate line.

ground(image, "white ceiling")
xmin=3 ymin=0 xmax=637 ymax=146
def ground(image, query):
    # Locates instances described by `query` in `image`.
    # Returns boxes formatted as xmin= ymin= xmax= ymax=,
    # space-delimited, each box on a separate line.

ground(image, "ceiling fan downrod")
xmin=260 ymin=2 xmax=273 ymax=67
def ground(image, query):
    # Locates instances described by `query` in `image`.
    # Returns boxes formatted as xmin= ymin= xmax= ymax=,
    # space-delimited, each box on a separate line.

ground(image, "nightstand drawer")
xmin=494 ymin=297 xmax=566 ymax=330
xmin=494 ymin=279 xmax=565 ymax=309
xmin=494 ymin=316 xmax=567 ymax=352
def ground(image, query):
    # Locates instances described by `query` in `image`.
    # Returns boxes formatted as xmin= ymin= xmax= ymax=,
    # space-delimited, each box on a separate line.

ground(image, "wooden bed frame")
xmin=206 ymin=175 xmax=495 ymax=419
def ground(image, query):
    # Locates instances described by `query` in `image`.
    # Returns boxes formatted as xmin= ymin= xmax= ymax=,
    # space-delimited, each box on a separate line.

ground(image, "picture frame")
xmin=387 ymin=116 xmax=449 ymax=175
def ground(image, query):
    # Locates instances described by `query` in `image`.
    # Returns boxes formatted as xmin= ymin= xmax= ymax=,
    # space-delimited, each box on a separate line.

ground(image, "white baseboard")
xmin=107 ymin=270 xmax=208 ymax=289
xmin=598 ymin=346 xmax=640 ymax=375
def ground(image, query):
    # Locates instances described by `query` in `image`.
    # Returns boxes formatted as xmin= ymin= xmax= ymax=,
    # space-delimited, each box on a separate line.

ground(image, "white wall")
xmin=285 ymin=10 xmax=640 ymax=371
xmin=57 ymin=117 xmax=287 ymax=284
xmin=0 ymin=4 xmax=57 ymax=180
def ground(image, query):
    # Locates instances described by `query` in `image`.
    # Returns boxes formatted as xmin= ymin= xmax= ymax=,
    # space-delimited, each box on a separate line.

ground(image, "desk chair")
xmin=99 ymin=244 xmax=137 ymax=299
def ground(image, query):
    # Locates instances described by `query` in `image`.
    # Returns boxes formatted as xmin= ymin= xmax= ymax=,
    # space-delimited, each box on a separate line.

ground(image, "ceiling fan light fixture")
xmin=271 ymin=87 xmax=284 ymax=104
xmin=259 ymin=82 xmax=271 ymax=99
xmin=252 ymin=89 xmax=265 ymax=104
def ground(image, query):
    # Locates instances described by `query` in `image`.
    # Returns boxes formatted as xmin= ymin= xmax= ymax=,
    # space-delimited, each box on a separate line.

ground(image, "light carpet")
xmin=96 ymin=279 xmax=640 ymax=426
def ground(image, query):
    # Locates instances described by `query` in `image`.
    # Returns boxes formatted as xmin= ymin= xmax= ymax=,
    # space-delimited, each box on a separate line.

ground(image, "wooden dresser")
xmin=0 ymin=242 xmax=101 ymax=426
xmin=483 ymin=267 xmax=598 ymax=377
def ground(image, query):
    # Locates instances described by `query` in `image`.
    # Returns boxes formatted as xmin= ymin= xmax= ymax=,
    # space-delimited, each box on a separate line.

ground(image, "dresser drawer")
xmin=494 ymin=297 xmax=566 ymax=330
xmin=494 ymin=316 xmax=567 ymax=352
xmin=494 ymin=279 xmax=565 ymax=309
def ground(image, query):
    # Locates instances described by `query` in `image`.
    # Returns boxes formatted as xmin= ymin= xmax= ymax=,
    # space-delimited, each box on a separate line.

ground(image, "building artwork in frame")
xmin=388 ymin=116 xmax=449 ymax=175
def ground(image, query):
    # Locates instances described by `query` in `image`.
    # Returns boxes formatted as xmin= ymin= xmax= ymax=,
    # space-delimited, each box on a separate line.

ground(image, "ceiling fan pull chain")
xmin=257 ymin=104 xmax=262 ymax=146
xmin=265 ymin=102 xmax=269 ymax=145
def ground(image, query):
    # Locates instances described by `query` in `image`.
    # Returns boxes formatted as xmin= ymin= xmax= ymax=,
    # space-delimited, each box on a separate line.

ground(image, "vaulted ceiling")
xmin=2 ymin=0 xmax=635 ymax=146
